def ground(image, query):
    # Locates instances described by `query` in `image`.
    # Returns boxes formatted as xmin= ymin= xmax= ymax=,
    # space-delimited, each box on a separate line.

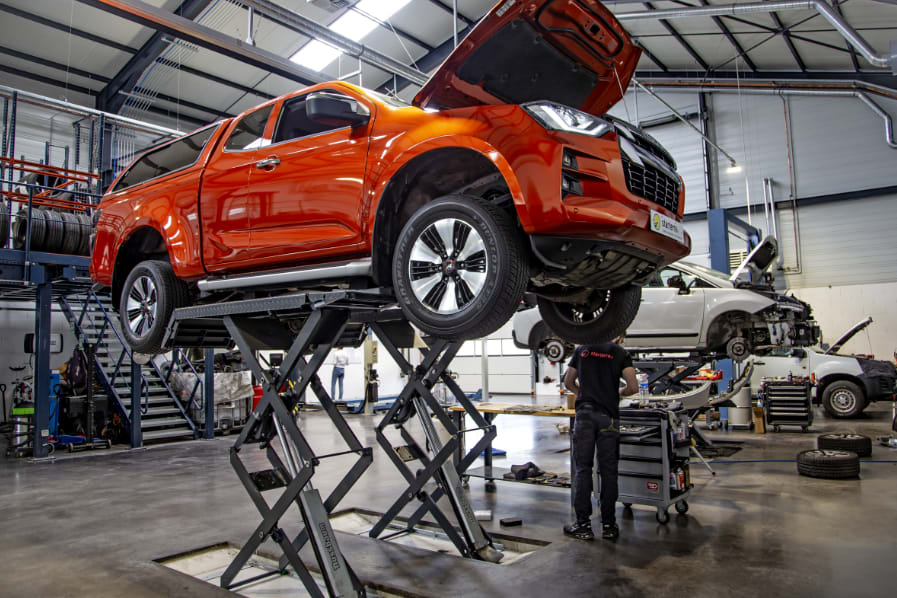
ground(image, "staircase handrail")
xmin=87 ymin=292 xmax=197 ymax=433
xmin=57 ymin=295 xmax=136 ymax=418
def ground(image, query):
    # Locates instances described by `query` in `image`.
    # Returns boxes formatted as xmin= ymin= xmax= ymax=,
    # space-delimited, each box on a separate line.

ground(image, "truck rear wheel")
xmin=119 ymin=260 xmax=189 ymax=354
xmin=536 ymin=285 xmax=642 ymax=345
xmin=392 ymin=195 xmax=528 ymax=340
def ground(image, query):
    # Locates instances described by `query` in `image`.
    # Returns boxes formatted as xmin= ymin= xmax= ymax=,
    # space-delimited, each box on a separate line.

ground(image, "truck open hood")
xmin=413 ymin=0 xmax=640 ymax=116
xmin=825 ymin=316 xmax=873 ymax=355
xmin=729 ymin=236 xmax=778 ymax=283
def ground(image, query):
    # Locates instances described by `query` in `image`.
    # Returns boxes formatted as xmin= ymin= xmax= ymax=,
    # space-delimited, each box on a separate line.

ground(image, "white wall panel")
xmin=776 ymin=194 xmax=897 ymax=289
xmin=682 ymin=220 xmax=710 ymax=266
xmin=790 ymin=282 xmax=897 ymax=361
xmin=710 ymin=93 xmax=897 ymax=210
xmin=788 ymin=94 xmax=897 ymax=197
xmin=0 ymin=303 xmax=77 ymax=421
xmin=712 ymin=93 xmax=791 ymax=211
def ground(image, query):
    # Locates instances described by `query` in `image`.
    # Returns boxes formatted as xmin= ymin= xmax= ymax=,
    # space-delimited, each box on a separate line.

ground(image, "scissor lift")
xmin=162 ymin=288 xmax=503 ymax=597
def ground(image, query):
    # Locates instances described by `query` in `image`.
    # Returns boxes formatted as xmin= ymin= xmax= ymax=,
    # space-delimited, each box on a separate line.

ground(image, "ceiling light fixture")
xmin=726 ymin=162 xmax=743 ymax=174
xmin=290 ymin=0 xmax=411 ymax=71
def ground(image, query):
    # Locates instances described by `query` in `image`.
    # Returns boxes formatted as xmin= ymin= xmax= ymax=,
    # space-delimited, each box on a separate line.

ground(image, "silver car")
xmin=514 ymin=238 xmax=819 ymax=362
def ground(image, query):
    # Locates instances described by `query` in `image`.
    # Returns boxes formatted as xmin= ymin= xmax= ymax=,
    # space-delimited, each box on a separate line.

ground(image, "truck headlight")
xmin=523 ymin=102 xmax=612 ymax=138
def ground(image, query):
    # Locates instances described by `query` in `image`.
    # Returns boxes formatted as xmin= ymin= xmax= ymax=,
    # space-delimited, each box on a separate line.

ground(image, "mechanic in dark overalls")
xmin=563 ymin=335 xmax=638 ymax=540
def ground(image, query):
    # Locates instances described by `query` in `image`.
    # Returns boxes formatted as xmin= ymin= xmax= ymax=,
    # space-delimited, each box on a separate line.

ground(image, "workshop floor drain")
xmin=158 ymin=544 xmax=398 ymax=598
xmin=330 ymin=508 xmax=548 ymax=565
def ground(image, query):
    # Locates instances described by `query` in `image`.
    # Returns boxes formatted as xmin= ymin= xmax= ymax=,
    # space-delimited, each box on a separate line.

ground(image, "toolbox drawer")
xmin=618 ymin=473 xmax=664 ymax=499
xmin=620 ymin=443 xmax=663 ymax=459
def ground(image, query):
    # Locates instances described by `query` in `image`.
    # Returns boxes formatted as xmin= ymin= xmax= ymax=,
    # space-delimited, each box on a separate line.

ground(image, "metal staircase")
xmin=58 ymin=291 xmax=198 ymax=443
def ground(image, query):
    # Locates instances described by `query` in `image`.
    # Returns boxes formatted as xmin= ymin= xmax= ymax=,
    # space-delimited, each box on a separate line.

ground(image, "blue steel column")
xmin=708 ymin=208 xmax=730 ymax=275
xmin=204 ymin=349 xmax=214 ymax=439
xmin=130 ymin=360 xmax=142 ymax=448
xmin=32 ymin=277 xmax=52 ymax=458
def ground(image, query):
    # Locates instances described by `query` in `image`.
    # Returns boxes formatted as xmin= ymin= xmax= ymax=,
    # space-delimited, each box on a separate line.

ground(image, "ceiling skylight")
xmin=290 ymin=0 xmax=411 ymax=72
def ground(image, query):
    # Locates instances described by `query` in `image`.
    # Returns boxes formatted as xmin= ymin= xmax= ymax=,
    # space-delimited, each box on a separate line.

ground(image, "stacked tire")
xmin=796 ymin=449 xmax=861 ymax=479
xmin=817 ymin=433 xmax=872 ymax=457
xmin=11 ymin=207 xmax=92 ymax=255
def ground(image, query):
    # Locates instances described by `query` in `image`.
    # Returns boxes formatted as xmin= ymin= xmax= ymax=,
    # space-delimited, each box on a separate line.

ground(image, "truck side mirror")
xmin=306 ymin=92 xmax=370 ymax=128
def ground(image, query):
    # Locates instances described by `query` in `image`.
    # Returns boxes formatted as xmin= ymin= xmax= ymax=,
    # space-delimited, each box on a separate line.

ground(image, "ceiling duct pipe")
xmin=240 ymin=0 xmax=429 ymax=86
xmin=0 ymin=84 xmax=181 ymax=137
xmin=616 ymin=1 xmax=897 ymax=73
xmin=638 ymin=81 xmax=897 ymax=149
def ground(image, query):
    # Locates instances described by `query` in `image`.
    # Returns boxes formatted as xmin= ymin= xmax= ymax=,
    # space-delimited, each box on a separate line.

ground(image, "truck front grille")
xmin=621 ymin=156 xmax=681 ymax=214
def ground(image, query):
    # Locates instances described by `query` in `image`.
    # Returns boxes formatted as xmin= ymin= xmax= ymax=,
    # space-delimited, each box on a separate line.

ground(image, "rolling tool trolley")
xmin=606 ymin=408 xmax=692 ymax=524
xmin=762 ymin=379 xmax=813 ymax=432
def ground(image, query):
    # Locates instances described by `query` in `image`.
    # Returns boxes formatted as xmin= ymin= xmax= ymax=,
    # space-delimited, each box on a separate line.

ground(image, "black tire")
xmin=675 ymin=500 xmax=688 ymax=514
xmin=796 ymin=449 xmax=860 ymax=479
xmin=392 ymin=195 xmax=528 ymax=340
xmin=536 ymin=285 xmax=642 ymax=345
xmin=817 ymin=433 xmax=872 ymax=458
xmin=0 ymin=201 xmax=8 ymax=248
xmin=119 ymin=260 xmax=190 ymax=354
xmin=12 ymin=207 xmax=47 ymax=250
xmin=656 ymin=509 xmax=670 ymax=524
xmin=42 ymin=209 xmax=65 ymax=253
xmin=821 ymin=380 xmax=865 ymax=418
xmin=76 ymin=213 xmax=91 ymax=255
xmin=59 ymin=211 xmax=81 ymax=254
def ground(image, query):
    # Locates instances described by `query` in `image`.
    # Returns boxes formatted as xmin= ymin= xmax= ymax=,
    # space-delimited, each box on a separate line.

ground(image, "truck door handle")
xmin=255 ymin=156 xmax=280 ymax=169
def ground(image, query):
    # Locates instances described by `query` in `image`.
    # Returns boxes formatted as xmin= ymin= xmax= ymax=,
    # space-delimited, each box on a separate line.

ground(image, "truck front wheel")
xmin=536 ymin=285 xmax=642 ymax=345
xmin=392 ymin=195 xmax=528 ymax=340
xmin=119 ymin=260 xmax=189 ymax=354
xmin=821 ymin=380 xmax=866 ymax=418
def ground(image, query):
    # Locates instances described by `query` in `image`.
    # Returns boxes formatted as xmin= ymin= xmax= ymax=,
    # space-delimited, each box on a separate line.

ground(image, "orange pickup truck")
xmin=90 ymin=0 xmax=691 ymax=354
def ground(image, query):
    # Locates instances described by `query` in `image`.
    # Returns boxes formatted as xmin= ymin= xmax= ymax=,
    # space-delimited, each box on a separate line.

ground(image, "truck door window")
xmin=272 ymin=94 xmax=346 ymax=143
xmin=225 ymin=105 xmax=274 ymax=151
xmin=113 ymin=125 xmax=218 ymax=191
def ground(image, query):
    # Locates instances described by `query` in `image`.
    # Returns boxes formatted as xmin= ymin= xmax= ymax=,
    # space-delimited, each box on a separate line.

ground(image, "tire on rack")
xmin=821 ymin=380 xmax=865 ymax=418
xmin=536 ymin=285 xmax=642 ymax=345
xmin=76 ymin=212 xmax=92 ymax=255
xmin=12 ymin=207 xmax=47 ymax=250
xmin=817 ymin=433 xmax=872 ymax=458
xmin=119 ymin=260 xmax=190 ymax=354
xmin=392 ymin=195 xmax=528 ymax=340
xmin=42 ymin=209 xmax=65 ymax=253
xmin=59 ymin=211 xmax=81 ymax=254
xmin=796 ymin=449 xmax=860 ymax=479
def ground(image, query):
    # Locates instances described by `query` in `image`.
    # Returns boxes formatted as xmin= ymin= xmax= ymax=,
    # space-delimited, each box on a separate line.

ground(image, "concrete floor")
xmin=1 ymin=400 xmax=895 ymax=598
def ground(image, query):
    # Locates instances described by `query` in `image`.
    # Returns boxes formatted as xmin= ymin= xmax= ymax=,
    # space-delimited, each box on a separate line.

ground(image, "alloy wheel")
xmin=408 ymin=217 xmax=488 ymax=314
xmin=126 ymin=274 xmax=158 ymax=338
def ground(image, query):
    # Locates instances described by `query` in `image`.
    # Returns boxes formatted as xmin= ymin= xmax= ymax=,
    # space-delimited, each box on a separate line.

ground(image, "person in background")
xmin=331 ymin=347 xmax=349 ymax=400
xmin=563 ymin=334 xmax=638 ymax=541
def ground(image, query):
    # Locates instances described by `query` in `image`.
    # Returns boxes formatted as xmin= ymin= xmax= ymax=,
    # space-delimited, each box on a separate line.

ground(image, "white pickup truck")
xmin=750 ymin=317 xmax=897 ymax=418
